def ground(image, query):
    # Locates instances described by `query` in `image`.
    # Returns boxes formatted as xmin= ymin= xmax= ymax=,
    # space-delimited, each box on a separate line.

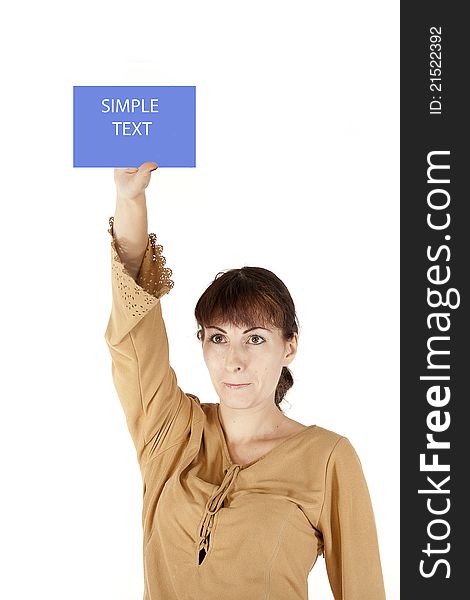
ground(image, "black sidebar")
xmin=401 ymin=4 xmax=468 ymax=598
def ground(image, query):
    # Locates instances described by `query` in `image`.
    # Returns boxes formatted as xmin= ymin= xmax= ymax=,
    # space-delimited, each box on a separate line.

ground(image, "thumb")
xmin=138 ymin=161 xmax=158 ymax=174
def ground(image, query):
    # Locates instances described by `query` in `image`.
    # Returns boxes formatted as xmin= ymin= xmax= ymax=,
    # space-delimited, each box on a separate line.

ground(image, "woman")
xmin=105 ymin=162 xmax=386 ymax=599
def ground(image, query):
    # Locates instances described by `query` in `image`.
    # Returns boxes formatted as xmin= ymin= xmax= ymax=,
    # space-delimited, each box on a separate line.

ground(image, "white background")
xmin=0 ymin=1 xmax=399 ymax=598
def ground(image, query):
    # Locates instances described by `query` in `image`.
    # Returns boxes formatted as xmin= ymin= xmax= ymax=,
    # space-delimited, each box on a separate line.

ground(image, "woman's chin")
xmin=219 ymin=387 xmax=254 ymax=403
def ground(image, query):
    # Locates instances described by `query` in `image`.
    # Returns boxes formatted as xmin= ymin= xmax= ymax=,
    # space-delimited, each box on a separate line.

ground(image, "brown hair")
xmin=194 ymin=266 xmax=299 ymax=412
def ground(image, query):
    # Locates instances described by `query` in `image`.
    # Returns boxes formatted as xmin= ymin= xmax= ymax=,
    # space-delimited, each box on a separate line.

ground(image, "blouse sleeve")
xmin=316 ymin=437 xmax=386 ymax=599
xmin=104 ymin=216 xmax=197 ymax=468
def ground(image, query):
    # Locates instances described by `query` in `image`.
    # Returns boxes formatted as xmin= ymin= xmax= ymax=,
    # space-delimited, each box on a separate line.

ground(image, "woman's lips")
xmin=223 ymin=383 xmax=251 ymax=389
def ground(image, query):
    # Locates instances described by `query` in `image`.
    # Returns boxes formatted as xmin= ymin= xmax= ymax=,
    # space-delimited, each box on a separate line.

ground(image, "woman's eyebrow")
xmin=206 ymin=326 xmax=270 ymax=333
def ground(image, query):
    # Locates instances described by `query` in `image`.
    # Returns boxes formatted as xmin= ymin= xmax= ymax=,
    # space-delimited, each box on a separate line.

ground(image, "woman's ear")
xmin=284 ymin=332 xmax=298 ymax=364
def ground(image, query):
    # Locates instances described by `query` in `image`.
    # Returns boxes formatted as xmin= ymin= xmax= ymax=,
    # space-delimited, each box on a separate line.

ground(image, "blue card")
xmin=73 ymin=86 xmax=196 ymax=167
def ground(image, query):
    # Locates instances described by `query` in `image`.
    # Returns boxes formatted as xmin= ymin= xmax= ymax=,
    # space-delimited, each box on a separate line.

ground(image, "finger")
xmin=138 ymin=161 xmax=158 ymax=173
xmin=114 ymin=167 xmax=138 ymax=175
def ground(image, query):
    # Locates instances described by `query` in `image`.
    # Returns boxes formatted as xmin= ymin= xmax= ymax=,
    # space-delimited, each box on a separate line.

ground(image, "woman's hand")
xmin=114 ymin=161 xmax=158 ymax=201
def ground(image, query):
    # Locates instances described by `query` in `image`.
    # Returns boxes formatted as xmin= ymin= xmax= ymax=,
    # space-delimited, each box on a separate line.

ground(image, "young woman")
xmin=105 ymin=162 xmax=386 ymax=599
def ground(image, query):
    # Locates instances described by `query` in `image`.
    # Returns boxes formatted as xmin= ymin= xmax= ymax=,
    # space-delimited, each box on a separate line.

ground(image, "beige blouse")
xmin=104 ymin=217 xmax=386 ymax=599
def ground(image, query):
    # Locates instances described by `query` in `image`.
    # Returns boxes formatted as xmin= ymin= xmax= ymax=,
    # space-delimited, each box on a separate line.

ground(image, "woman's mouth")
xmin=223 ymin=383 xmax=251 ymax=389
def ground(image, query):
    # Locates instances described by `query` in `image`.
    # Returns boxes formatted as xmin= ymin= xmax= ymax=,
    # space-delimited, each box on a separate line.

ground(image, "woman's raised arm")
xmin=112 ymin=161 xmax=157 ymax=280
xmin=105 ymin=162 xmax=201 ymax=470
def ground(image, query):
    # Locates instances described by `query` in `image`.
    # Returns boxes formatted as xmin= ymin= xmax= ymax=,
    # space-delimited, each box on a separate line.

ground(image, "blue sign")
xmin=73 ymin=86 xmax=196 ymax=167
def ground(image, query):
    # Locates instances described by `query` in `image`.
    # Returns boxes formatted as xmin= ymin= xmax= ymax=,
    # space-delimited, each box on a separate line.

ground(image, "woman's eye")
xmin=209 ymin=334 xmax=265 ymax=344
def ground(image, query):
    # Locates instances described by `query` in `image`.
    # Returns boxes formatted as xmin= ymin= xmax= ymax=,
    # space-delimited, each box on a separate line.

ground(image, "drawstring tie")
xmin=198 ymin=464 xmax=241 ymax=555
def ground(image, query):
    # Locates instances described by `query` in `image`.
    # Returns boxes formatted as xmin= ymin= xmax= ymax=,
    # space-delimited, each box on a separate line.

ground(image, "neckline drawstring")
xmin=198 ymin=464 xmax=241 ymax=558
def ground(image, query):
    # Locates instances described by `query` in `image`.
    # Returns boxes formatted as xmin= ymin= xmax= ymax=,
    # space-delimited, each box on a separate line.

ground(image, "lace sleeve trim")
xmin=108 ymin=215 xmax=175 ymax=301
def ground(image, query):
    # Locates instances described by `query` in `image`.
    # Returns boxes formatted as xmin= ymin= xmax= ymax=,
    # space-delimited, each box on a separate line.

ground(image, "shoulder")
xmin=310 ymin=428 xmax=367 ymax=486
xmin=303 ymin=426 xmax=363 ymax=472
xmin=309 ymin=425 xmax=347 ymax=451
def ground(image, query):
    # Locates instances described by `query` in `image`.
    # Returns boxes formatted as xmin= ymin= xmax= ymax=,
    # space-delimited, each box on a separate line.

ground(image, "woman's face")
xmin=201 ymin=322 xmax=298 ymax=409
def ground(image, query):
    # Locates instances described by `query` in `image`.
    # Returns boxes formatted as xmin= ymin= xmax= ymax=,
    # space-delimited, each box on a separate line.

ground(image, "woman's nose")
xmin=224 ymin=346 xmax=245 ymax=371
